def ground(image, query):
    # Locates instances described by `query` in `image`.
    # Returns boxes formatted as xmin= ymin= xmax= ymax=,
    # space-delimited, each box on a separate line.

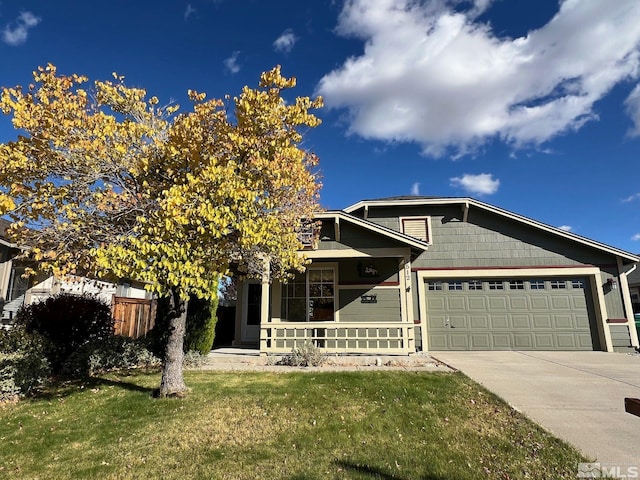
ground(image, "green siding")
xmin=610 ymin=325 xmax=631 ymax=348
xmin=338 ymin=258 xmax=399 ymax=284
xmin=339 ymin=288 xmax=401 ymax=323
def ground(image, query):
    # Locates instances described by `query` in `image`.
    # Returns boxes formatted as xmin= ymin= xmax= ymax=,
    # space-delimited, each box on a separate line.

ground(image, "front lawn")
xmin=0 ymin=371 xmax=586 ymax=479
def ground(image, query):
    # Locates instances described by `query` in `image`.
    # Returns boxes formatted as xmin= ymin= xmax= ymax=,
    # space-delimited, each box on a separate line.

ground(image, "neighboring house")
xmin=0 ymin=218 xmax=152 ymax=324
xmin=233 ymin=196 xmax=639 ymax=354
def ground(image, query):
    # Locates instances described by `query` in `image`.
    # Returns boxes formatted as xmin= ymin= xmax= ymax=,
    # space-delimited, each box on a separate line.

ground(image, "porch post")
xmin=259 ymin=257 xmax=270 ymax=354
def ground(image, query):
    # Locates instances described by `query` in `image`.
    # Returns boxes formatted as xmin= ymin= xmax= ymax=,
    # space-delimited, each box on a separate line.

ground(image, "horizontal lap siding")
xmin=339 ymin=288 xmax=401 ymax=322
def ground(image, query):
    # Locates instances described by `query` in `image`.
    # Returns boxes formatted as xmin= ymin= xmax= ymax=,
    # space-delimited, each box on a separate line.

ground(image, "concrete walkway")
xmin=431 ymin=351 xmax=640 ymax=465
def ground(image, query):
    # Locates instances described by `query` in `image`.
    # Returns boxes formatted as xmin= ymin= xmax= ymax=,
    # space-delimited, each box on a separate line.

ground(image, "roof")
xmin=315 ymin=210 xmax=430 ymax=252
xmin=344 ymin=196 xmax=640 ymax=264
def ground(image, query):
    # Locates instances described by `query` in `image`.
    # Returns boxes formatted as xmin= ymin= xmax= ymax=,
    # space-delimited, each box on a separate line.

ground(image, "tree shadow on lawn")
xmin=33 ymin=374 xmax=156 ymax=401
xmin=325 ymin=460 xmax=450 ymax=480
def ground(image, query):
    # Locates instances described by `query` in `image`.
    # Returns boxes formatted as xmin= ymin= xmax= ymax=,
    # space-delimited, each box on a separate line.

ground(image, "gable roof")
xmin=315 ymin=210 xmax=430 ymax=252
xmin=344 ymin=196 xmax=639 ymax=264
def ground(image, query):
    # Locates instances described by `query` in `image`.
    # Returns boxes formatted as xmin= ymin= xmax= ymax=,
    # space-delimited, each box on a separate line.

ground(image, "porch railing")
xmin=260 ymin=322 xmax=414 ymax=355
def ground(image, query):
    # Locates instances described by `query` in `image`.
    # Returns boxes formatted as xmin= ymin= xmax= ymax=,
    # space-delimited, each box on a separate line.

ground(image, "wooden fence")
xmin=112 ymin=296 xmax=156 ymax=338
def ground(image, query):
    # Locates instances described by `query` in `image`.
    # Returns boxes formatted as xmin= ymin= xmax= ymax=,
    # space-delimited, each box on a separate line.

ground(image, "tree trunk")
xmin=158 ymin=287 xmax=189 ymax=397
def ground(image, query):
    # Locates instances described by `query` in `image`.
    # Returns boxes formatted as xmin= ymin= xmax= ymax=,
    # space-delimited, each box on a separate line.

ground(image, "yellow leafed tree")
xmin=0 ymin=65 xmax=322 ymax=396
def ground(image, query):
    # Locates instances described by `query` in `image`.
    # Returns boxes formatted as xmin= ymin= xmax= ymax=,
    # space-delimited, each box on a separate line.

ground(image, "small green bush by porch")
xmin=0 ymin=371 xmax=587 ymax=479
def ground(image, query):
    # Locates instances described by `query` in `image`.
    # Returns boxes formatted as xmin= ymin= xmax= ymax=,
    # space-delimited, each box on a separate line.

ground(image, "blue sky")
xmin=1 ymin=0 xmax=640 ymax=253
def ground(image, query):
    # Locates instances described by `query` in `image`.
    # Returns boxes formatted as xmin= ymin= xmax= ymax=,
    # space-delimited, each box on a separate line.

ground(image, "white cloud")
xmin=450 ymin=173 xmax=499 ymax=195
xmin=558 ymin=225 xmax=573 ymax=232
xmin=410 ymin=182 xmax=420 ymax=195
xmin=2 ymin=11 xmax=41 ymax=46
xmin=624 ymin=84 xmax=640 ymax=137
xmin=184 ymin=4 xmax=196 ymax=21
xmin=622 ymin=192 xmax=640 ymax=203
xmin=224 ymin=51 xmax=241 ymax=74
xmin=317 ymin=0 xmax=640 ymax=157
xmin=632 ymin=233 xmax=640 ymax=241
xmin=273 ymin=29 xmax=297 ymax=53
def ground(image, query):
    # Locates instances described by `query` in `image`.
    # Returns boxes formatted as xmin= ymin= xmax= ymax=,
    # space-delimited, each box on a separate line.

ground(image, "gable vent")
xmin=401 ymin=217 xmax=430 ymax=242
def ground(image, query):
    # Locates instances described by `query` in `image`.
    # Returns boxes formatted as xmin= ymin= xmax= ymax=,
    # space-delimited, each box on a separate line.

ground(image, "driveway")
xmin=430 ymin=351 xmax=640 ymax=465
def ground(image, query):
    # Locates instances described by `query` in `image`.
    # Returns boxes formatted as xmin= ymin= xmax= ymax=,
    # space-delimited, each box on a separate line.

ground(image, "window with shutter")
xmin=400 ymin=217 xmax=431 ymax=243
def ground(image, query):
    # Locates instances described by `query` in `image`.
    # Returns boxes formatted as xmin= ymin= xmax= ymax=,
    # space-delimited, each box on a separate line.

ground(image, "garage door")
xmin=426 ymin=277 xmax=599 ymax=351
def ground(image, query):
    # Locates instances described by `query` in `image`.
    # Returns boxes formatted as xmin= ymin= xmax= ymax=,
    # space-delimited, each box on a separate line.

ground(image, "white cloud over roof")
xmin=317 ymin=0 xmax=640 ymax=157
xmin=450 ymin=173 xmax=499 ymax=195
xmin=2 ymin=11 xmax=41 ymax=46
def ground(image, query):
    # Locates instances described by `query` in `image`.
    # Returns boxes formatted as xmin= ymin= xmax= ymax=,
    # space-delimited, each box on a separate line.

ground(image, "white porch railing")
xmin=261 ymin=322 xmax=415 ymax=354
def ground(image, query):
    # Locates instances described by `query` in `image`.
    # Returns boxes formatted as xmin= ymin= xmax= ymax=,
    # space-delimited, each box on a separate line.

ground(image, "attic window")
xmin=400 ymin=217 xmax=431 ymax=243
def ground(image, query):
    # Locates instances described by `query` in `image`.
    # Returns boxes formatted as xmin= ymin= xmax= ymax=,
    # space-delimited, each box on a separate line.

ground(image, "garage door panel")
xmin=551 ymin=296 xmax=571 ymax=310
xmin=509 ymin=297 xmax=528 ymax=309
xmin=492 ymin=333 xmax=511 ymax=349
xmin=554 ymin=314 xmax=573 ymax=329
xmin=469 ymin=315 xmax=488 ymax=329
xmin=447 ymin=297 xmax=466 ymax=310
xmin=428 ymin=297 xmax=445 ymax=310
xmin=534 ymin=333 xmax=555 ymax=349
xmin=470 ymin=334 xmax=491 ymax=349
xmin=468 ymin=297 xmax=487 ymax=310
xmin=532 ymin=315 xmax=552 ymax=329
xmin=556 ymin=333 xmax=577 ymax=349
xmin=512 ymin=314 xmax=530 ymax=329
xmin=490 ymin=314 xmax=509 ymax=329
xmin=488 ymin=297 xmax=507 ymax=310
xmin=512 ymin=333 xmax=534 ymax=349
xmin=426 ymin=276 xmax=596 ymax=351
xmin=449 ymin=334 xmax=470 ymax=349
xmin=530 ymin=297 xmax=549 ymax=309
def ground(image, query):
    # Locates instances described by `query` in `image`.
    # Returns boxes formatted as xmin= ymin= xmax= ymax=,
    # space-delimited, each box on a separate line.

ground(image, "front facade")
xmin=234 ymin=197 xmax=640 ymax=354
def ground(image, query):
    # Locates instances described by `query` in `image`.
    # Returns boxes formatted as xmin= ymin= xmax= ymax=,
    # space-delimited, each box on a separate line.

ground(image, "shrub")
xmin=14 ymin=294 xmax=114 ymax=373
xmin=0 ymin=326 xmax=51 ymax=401
xmin=61 ymin=336 xmax=160 ymax=377
xmin=184 ymin=296 xmax=218 ymax=355
xmin=147 ymin=294 xmax=219 ymax=357
xmin=183 ymin=350 xmax=208 ymax=369
xmin=280 ymin=341 xmax=326 ymax=367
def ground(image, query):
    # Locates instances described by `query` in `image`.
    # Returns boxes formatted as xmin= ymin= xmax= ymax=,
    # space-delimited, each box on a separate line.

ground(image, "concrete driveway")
xmin=430 ymin=351 xmax=640 ymax=465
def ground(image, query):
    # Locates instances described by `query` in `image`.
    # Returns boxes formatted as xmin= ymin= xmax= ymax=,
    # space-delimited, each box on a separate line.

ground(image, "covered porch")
xmin=233 ymin=211 xmax=429 ymax=355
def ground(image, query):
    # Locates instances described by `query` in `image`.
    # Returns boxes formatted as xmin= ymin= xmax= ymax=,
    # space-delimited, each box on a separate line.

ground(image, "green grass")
xmin=0 ymin=371 xmax=586 ymax=479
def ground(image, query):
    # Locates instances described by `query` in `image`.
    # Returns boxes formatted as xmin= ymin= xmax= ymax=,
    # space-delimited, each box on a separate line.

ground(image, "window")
xmin=488 ymin=280 xmax=504 ymax=290
xmin=550 ymin=280 xmax=566 ymax=289
xmin=468 ymin=280 xmax=483 ymax=290
xmin=571 ymin=279 xmax=585 ymax=289
xmin=281 ymin=266 xmax=336 ymax=322
xmin=427 ymin=281 xmax=443 ymax=291
xmin=509 ymin=280 xmax=524 ymax=290
xmin=448 ymin=281 xmax=463 ymax=291
xmin=529 ymin=280 xmax=545 ymax=290
xmin=400 ymin=217 xmax=431 ymax=242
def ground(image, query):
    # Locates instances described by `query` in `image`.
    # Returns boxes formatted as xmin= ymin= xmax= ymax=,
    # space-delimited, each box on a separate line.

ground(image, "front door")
xmin=241 ymin=282 xmax=261 ymax=344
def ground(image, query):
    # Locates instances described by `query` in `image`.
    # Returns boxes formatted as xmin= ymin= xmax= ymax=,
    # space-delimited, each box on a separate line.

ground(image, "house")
xmin=0 ymin=218 xmax=153 ymax=328
xmin=233 ymin=196 xmax=640 ymax=354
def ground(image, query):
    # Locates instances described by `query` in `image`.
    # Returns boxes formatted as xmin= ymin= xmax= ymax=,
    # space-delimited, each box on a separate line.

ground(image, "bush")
xmin=146 ymin=294 xmax=219 ymax=358
xmin=14 ymin=294 xmax=114 ymax=373
xmin=182 ymin=350 xmax=208 ymax=369
xmin=184 ymin=296 xmax=218 ymax=355
xmin=280 ymin=341 xmax=326 ymax=367
xmin=61 ymin=336 xmax=160 ymax=378
xmin=0 ymin=326 xmax=51 ymax=401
